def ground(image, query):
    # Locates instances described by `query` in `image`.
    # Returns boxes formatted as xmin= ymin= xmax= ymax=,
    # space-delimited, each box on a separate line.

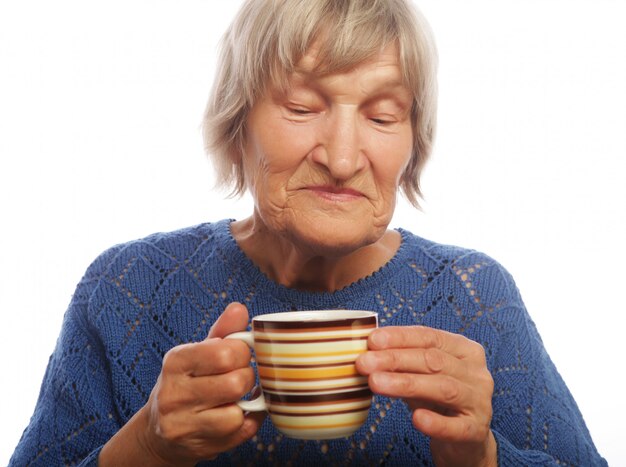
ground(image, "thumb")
xmin=208 ymin=302 xmax=250 ymax=339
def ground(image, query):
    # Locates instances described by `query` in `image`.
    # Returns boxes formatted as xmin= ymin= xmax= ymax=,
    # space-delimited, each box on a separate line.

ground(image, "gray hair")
xmin=202 ymin=0 xmax=438 ymax=207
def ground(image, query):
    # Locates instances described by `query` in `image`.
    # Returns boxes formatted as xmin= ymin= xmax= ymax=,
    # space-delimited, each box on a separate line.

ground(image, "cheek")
xmin=257 ymin=130 xmax=317 ymax=183
xmin=245 ymin=130 xmax=317 ymax=211
xmin=372 ymin=135 xmax=413 ymax=191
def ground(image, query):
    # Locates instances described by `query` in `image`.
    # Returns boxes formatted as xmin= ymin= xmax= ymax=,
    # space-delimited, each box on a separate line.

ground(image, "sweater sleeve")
xmin=467 ymin=257 xmax=607 ymax=466
xmin=9 ymin=246 xmax=124 ymax=467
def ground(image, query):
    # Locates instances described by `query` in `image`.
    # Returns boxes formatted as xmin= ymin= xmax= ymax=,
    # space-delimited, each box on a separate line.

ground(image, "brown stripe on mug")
xmin=268 ymin=406 xmax=370 ymax=417
xmin=257 ymin=361 xmax=359 ymax=369
xmin=254 ymin=316 xmax=377 ymax=331
xmin=269 ymin=396 xmax=372 ymax=407
xmin=259 ymin=374 xmax=364 ymax=382
xmin=254 ymin=336 xmax=369 ymax=344
xmin=261 ymin=383 xmax=369 ymax=393
xmin=263 ymin=388 xmax=372 ymax=404
xmin=225 ymin=310 xmax=377 ymax=439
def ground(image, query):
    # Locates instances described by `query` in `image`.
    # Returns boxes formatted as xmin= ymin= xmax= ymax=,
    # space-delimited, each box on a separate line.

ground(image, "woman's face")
xmin=243 ymin=44 xmax=413 ymax=255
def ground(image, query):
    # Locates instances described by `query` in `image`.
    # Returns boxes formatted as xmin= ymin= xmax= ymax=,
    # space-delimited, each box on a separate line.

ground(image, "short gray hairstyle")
xmin=202 ymin=0 xmax=438 ymax=207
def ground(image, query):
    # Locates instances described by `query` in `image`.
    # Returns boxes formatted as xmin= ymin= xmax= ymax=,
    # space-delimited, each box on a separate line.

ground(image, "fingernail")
xmin=370 ymin=372 xmax=388 ymax=389
xmin=414 ymin=410 xmax=432 ymax=430
xmin=359 ymin=352 xmax=377 ymax=369
xmin=370 ymin=330 xmax=388 ymax=348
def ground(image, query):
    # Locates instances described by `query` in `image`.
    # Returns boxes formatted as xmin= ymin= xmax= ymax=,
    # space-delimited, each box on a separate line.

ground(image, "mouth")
xmin=304 ymin=185 xmax=365 ymax=201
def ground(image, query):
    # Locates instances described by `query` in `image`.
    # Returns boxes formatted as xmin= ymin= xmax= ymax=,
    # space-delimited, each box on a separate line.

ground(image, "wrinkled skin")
xmin=99 ymin=303 xmax=265 ymax=465
xmin=231 ymin=44 xmax=414 ymax=292
xmin=100 ymin=44 xmax=497 ymax=466
xmin=356 ymin=326 xmax=497 ymax=466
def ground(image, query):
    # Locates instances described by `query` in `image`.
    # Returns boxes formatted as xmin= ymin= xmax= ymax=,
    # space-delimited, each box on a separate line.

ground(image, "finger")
xmin=158 ymin=403 xmax=247 ymax=441
xmin=356 ymin=348 xmax=465 ymax=380
xmin=412 ymin=408 xmax=488 ymax=444
xmin=201 ymin=411 xmax=267 ymax=460
xmin=368 ymin=372 xmax=473 ymax=411
xmin=163 ymin=338 xmax=251 ymax=377
xmin=154 ymin=406 xmax=266 ymax=461
xmin=153 ymin=367 xmax=255 ymax=419
xmin=209 ymin=302 xmax=250 ymax=339
xmin=196 ymin=404 xmax=264 ymax=438
xmin=368 ymin=326 xmax=483 ymax=360
xmin=188 ymin=367 xmax=256 ymax=409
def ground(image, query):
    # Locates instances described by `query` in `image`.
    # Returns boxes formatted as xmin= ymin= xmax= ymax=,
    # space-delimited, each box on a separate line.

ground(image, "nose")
xmin=311 ymin=108 xmax=366 ymax=181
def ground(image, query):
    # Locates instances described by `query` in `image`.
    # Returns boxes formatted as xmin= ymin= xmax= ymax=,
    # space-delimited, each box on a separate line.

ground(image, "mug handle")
xmin=225 ymin=331 xmax=267 ymax=412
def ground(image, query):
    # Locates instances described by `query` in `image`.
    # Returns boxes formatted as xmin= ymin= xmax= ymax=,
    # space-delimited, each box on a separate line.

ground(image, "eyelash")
xmin=370 ymin=117 xmax=394 ymax=125
xmin=287 ymin=106 xmax=395 ymax=125
xmin=288 ymin=107 xmax=312 ymax=115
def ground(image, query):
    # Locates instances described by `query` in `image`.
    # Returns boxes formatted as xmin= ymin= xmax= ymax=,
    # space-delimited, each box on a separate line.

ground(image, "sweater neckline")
xmin=216 ymin=219 xmax=411 ymax=308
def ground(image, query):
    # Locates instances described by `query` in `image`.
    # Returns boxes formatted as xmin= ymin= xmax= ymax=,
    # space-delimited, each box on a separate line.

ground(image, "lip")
xmin=305 ymin=185 xmax=364 ymax=201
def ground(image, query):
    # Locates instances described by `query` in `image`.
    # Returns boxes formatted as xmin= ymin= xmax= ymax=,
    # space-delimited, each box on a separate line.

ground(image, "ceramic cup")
xmin=225 ymin=309 xmax=378 ymax=440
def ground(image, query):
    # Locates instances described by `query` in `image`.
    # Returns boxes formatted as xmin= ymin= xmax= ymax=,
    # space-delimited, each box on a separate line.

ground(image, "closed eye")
xmin=287 ymin=107 xmax=313 ymax=115
xmin=370 ymin=117 xmax=395 ymax=125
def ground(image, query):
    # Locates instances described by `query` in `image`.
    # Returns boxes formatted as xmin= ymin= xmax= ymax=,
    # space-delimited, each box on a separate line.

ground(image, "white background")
xmin=1 ymin=1 xmax=624 ymax=464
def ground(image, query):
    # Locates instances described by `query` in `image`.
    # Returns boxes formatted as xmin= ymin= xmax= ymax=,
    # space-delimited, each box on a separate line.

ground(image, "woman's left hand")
xmin=356 ymin=326 xmax=497 ymax=467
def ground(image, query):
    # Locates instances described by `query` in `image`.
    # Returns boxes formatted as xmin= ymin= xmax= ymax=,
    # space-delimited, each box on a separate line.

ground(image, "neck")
xmin=230 ymin=217 xmax=401 ymax=292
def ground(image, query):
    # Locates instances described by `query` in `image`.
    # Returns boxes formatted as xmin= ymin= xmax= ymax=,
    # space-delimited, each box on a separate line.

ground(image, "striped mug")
xmin=226 ymin=309 xmax=378 ymax=440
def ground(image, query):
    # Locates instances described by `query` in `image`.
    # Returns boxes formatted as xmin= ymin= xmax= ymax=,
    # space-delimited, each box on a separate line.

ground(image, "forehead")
xmin=297 ymin=42 xmax=400 ymax=73
xmin=286 ymin=43 xmax=408 ymax=94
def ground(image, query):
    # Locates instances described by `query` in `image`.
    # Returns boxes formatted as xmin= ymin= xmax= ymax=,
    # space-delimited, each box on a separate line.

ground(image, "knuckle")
xmin=217 ymin=405 xmax=246 ymax=433
xmin=156 ymin=394 xmax=177 ymax=417
xmin=433 ymin=331 xmax=445 ymax=350
xmin=424 ymin=348 xmax=444 ymax=373
xmin=482 ymin=370 xmax=495 ymax=392
xmin=469 ymin=340 xmax=487 ymax=362
xmin=155 ymin=417 xmax=182 ymax=443
xmin=404 ymin=374 xmax=421 ymax=397
xmin=161 ymin=345 xmax=185 ymax=374
xmin=215 ymin=340 xmax=250 ymax=371
xmin=228 ymin=404 xmax=246 ymax=426
xmin=153 ymin=381 xmax=181 ymax=416
xmin=225 ymin=369 xmax=254 ymax=398
xmin=212 ymin=344 xmax=238 ymax=369
xmin=474 ymin=366 xmax=495 ymax=394
xmin=389 ymin=351 xmax=402 ymax=372
xmin=439 ymin=376 xmax=460 ymax=403
xmin=421 ymin=326 xmax=444 ymax=349
xmin=157 ymin=389 xmax=190 ymax=420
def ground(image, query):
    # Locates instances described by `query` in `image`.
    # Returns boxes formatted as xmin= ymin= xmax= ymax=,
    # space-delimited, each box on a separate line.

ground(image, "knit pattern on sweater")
xmin=10 ymin=220 xmax=606 ymax=466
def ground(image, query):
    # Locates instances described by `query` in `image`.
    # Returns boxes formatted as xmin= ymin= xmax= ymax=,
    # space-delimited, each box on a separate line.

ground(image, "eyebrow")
xmin=289 ymin=71 xmax=410 ymax=96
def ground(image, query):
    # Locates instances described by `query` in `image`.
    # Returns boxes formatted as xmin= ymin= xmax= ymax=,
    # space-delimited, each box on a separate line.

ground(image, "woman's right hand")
xmin=99 ymin=302 xmax=265 ymax=466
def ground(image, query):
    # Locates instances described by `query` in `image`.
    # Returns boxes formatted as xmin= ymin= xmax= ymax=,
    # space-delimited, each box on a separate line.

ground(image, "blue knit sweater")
xmin=11 ymin=220 xmax=605 ymax=466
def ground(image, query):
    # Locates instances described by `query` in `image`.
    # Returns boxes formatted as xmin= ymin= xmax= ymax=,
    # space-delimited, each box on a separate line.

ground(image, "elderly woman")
xmin=11 ymin=0 xmax=605 ymax=466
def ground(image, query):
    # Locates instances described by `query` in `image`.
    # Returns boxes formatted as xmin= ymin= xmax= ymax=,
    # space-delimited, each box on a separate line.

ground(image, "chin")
xmin=285 ymin=216 xmax=385 ymax=257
